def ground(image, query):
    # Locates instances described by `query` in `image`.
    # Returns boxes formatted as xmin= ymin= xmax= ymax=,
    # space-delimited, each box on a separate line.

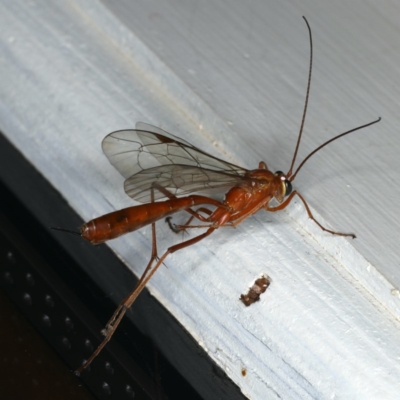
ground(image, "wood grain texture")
xmin=1 ymin=1 xmax=399 ymax=398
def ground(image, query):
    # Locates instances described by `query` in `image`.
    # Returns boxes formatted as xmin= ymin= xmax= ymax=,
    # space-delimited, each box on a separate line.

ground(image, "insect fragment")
xmin=240 ymin=276 xmax=271 ymax=306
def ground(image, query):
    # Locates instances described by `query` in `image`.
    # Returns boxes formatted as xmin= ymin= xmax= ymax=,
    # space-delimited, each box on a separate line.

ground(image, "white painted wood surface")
xmin=1 ymin=1 xmax=400 ymax=398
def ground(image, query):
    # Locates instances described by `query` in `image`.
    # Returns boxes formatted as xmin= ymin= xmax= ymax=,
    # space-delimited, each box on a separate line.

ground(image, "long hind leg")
xmin=76 ymin=187 xmax=161 ymax=374
xmin=76 ymin=224 xmax=217 ymax=374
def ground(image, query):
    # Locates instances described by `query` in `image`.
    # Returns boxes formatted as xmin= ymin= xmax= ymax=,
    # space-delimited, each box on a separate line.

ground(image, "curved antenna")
xmin=289 ymin=117 xmax=381 ymax=181
xmin=286 ymin=16 xmax=313 ymax=179
xmin=51 ymin=226 xmax=81 ymax=237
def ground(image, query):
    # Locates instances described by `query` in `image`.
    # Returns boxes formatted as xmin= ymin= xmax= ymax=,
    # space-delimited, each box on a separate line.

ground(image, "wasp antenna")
xmin=51 ymin=226 xmax=81 ymax=237
xmin=290 ymin=117 xmax=381 ymax=181
xmin=287 ymin=16 xmax=313 ymax=178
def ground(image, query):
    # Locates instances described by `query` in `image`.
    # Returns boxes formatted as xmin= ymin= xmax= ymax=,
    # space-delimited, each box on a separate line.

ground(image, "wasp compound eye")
xmin=285 ymin=179 xmax=292 ymax=196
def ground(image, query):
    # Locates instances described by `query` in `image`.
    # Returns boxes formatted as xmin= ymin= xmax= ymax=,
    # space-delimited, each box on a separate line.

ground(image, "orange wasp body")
xmin=54 ymin=18 xmax=380 ymax=374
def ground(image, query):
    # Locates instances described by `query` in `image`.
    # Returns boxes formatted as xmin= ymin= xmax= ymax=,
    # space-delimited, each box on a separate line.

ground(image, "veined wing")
xmin=124 ymin=164 xmax=248 ymax=202
xmin=102 ymin=123 xmax=248 ymax=202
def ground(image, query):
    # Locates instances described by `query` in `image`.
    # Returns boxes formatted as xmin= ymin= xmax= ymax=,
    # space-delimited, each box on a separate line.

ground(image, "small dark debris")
xmin=240 ymin=276 xmax=271 ymax=306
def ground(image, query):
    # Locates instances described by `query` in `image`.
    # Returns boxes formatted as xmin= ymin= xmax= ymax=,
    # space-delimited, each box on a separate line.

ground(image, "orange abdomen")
xmin=81 ymin=195 xmax=221 ymax=244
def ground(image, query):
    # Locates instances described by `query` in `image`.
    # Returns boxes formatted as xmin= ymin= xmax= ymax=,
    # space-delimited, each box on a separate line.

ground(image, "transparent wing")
xmin=124 ymin=164 xmax=247 ymax=202
xmin=102 ymin=123 xmax=249 ymax=202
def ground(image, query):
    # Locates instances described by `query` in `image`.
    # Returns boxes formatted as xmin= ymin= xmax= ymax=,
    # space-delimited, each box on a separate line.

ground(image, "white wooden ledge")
xmin=1 ymin=1 xmax=400 ymax=399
